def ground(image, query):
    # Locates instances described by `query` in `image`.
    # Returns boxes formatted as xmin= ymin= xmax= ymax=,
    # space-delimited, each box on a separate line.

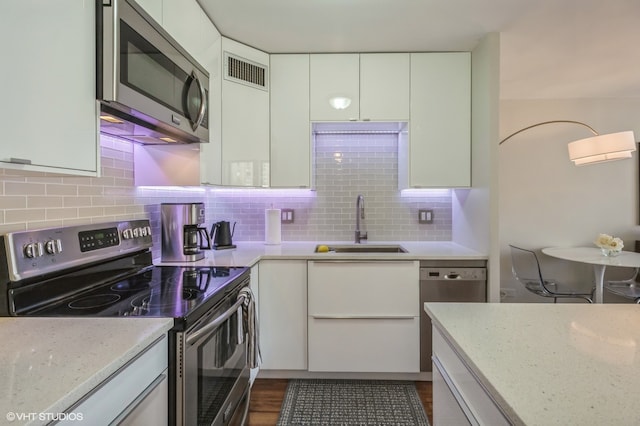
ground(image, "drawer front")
xmin=63 ymin=335 xmax=168 ymax=424
xmin=432 ymin=364 xmax=472 ymax=426
xmin=308 ymin=317 xmax=419 ymax=372
xmin=308 ymin=261 xmax=419 ymax=316
xmin=432 ymin=328 xmax=511 ymax=425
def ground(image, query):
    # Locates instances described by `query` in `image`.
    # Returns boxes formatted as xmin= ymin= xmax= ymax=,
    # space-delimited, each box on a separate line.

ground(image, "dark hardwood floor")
xmin=248 ymin=379 xmax=433 ymax=425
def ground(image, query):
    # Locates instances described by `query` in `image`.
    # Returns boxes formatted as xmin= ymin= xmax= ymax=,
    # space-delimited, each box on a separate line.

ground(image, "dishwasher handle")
xmin=420 ymin=267 xmax=487 ymax=281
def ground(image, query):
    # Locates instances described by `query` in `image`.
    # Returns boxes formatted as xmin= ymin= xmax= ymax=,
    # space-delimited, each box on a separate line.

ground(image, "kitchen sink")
xmin=314 ymin=244 xmax=408 ymax=253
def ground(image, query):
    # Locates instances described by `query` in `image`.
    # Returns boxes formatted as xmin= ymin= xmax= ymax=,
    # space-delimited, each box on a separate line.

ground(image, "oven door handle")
xmin=187 ymin=295 xmax=246 ymax=346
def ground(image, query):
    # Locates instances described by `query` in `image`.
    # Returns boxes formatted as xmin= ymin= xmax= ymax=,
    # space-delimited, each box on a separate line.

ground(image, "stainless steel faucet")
xmin=355 ymin=194 xmax=368 ymax=243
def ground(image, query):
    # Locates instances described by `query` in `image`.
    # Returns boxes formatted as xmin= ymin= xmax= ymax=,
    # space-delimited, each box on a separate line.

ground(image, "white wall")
xmin=499 ymin=99 xmax=640 ymax=302
xmin=453 ymin=32 xmax=501 ymax=301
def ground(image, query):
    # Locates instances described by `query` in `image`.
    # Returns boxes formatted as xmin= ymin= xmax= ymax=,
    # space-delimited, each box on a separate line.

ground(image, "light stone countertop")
xmin=0 ymin=317 xmax=173 ymax=425
xmin=425 ymin=302 xmax=640 ymax=426
xmin=162 ymin=240 xmax=487 ymax=267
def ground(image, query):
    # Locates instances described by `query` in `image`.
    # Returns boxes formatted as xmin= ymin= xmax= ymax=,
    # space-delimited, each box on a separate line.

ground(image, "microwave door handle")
xmin=190 ymin=72 xmax=207 ymax=131
xmin=187 ymin=295 xmax=246 ymax=347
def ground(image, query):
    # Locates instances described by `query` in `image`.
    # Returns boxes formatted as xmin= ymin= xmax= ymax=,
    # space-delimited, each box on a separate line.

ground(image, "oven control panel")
xmin=1 ymin=219 xmax=154 ymax=282
xmin=79 ymin=227 xmax=120 ymax=252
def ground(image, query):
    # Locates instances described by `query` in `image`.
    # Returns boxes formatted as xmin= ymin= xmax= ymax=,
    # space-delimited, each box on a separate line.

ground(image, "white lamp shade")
xmin=568 ymin=131 xmax=636 ymax=166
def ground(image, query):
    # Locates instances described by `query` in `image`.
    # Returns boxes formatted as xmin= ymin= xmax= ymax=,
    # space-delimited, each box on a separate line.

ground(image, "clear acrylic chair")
xmin=606 ymin=268 xmax=640 ymax=303
xmin=509 ymin=245 xmax=594 ymax=303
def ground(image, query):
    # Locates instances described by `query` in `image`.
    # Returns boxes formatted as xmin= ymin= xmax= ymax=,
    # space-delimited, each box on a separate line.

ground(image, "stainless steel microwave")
xmin=97 ymin=0 xmax=209 ymax=144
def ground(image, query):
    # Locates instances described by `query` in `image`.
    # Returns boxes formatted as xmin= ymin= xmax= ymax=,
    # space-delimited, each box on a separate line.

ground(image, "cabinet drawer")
xmin=308 ymin=261 xmax=419 ymax=316
xmin=62 ymin=335 xmax=168 ymax=424
xmin=432 ymin=328 xmax=510 ymax=425
xmin=308 ymin=317 xmax=419 ymax=372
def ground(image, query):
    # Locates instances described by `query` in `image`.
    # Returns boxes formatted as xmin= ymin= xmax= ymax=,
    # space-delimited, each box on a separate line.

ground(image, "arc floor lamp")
xmin=499 ymin=120 xmax=637 ymax=166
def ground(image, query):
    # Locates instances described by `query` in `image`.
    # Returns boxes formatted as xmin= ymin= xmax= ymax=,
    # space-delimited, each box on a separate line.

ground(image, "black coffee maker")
xmin=210 ymin=221 xmax=236 ymax=250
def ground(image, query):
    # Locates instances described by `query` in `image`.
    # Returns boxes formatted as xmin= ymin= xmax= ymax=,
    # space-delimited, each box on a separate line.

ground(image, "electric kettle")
xmin=211 ymin=221 xmax=236 ymax=249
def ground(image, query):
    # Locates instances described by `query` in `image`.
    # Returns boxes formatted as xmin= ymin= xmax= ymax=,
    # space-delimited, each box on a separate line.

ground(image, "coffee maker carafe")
xmin=161 ymin=203 xmax=211 ymax=262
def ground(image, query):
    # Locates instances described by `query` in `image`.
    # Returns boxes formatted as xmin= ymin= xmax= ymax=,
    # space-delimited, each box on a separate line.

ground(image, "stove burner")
xmin=69 ymin=294 xmax=121 ymax=310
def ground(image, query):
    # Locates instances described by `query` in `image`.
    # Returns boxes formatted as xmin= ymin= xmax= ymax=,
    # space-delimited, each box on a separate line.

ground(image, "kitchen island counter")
xmin=0 ymin=317 xmax=173 ymax=425
xmin=172 ymin=240 xmax=486 ymax=268
xmin=425 ymin=302 xmax=640 ymax=425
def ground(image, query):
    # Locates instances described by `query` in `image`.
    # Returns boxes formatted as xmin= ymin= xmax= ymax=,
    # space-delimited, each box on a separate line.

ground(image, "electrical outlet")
xmin=418 ymin=209 xmax=433 ymax=224
xmin=281 ymin=209 xmax=294 ymax=224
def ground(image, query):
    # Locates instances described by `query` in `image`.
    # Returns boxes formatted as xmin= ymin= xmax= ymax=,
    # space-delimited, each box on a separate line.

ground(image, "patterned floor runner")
xmin=277 ymin=379 xmax=430 ymax=426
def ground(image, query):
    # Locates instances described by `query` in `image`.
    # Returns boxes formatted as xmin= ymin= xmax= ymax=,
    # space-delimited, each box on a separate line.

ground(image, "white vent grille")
xmin=224 ymin=52 xmax=268 ymax=91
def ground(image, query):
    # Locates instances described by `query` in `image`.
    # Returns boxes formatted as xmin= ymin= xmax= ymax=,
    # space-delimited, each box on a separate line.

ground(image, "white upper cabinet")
xmin=220 ymin=38 xmax=270 ymax=187
xmin=135 ymin=0 xmax=162 ymax=24
xmin=270 ymin=54 xmax=311 ymax=188
xmin=133 ymin=0 xmax=222 ymax=187
xmin=309 ymin=53 xmax=410 ymax=122
xmin=0 ymin=0 xmax=98 ymax=176
xmin=199 ymin=30 xmax=223 ymax=186
xmin=406 ymin=52 xmax=471 ymax=188
xmin=310 ymin=54 xmax=360 ymax=121
xmin=359 ymin=53 xmax=410 ymax=121
xmin=162 ymin=0 xmax=209 ymax=65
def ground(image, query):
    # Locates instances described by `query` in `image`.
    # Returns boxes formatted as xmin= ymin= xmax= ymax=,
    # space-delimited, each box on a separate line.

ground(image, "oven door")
xmin=177 ymin=296 xmax=250 ymax=425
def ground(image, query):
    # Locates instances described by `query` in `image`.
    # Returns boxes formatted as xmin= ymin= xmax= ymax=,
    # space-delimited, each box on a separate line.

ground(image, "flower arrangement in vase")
xmin=594 ymin=233 xmax=624 ymax=257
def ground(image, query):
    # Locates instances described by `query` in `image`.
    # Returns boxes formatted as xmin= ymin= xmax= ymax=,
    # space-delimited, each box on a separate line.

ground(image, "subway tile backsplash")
xmin=0 ymin=133 xmax=452 ymax=243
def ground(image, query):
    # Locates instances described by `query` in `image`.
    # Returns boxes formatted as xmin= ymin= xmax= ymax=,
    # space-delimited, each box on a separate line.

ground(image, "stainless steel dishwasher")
xmin=420 ymin=260 xmax=487 ymax=372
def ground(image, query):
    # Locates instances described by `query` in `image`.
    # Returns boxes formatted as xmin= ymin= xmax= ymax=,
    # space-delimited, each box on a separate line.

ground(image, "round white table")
xmin=542 ymin=247 xmax=640 ymax=303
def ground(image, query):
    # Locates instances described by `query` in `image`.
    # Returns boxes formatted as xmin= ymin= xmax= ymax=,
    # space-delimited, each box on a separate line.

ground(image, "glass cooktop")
xmin=28 ymin=266 xmax=249 ymax=321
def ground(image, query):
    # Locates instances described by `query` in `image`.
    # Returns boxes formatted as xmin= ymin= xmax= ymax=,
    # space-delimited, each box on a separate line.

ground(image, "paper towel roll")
xmin=265 ymin=209 xmax=281 ymax=245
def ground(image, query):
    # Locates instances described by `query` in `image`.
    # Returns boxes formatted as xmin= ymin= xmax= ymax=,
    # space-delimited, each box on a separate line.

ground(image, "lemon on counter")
xmin=317 ymin=245 xmax=330 ymax=253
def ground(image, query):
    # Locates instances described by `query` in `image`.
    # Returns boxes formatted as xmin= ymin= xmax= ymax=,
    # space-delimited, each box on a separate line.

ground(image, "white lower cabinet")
xmin=307 ymin=261 xmax=420 ymax=373
xmin=432 ymin=327 xmax=510 ymax=425
xmin=61 ymin=335 xmax=169 ymax=425
xmin=258 ymin=260 xmax=307 ymax=370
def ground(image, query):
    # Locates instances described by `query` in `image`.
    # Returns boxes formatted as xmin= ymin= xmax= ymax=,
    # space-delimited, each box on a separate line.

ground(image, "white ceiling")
xmin=198 ymin=0 xmax=640 ymax=99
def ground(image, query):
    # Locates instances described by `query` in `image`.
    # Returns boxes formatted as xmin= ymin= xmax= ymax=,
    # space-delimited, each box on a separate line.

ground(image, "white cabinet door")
xmin=308 ymin=317 xmax=420 ymax=373
xmin=221 ymin=38 xmax=270 ymax=187
xmin=307 ymin=261 xmax=420 ymax=373
xmin=135 ymin=0 xmax=163 ymax=24
xmin=258 ymin=260 xmax=307 ymax=370
xmin=308 ymin=261 xmax=419 ymax=316
xmin=162 ymin=0 xmax=209 ymax=64
xmin=0 ymin=0 xmax=98 ymax=176
xmin=270 ymin=54 xmax=311 ymax=188
xmin=64 ymin=336 xmax=169 ymax=424
xmin=432 ymin=328 xmax=510 ymax=425
xmin=199 ymin=13 xmax=223 ymax=185
xmin=407 ymin=52 xmax=471 ymax=188
xmin=118 ymin=370 xmax=168 ymax=426
xmin=360 ymin=53 xmax=410 ymax=121
xmin=310 ymin=54 xmax=360 ymax=121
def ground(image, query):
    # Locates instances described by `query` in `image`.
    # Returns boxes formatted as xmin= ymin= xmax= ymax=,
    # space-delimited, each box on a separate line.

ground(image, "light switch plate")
xmin=281 ymin=209 xmax=295 ymax=224
xmin=418 ymin=209 xmax=433 ymax=224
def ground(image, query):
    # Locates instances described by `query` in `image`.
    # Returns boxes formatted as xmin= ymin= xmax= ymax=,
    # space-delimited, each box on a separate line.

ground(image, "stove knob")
xmin=122 ymin=228 xmax=133 ymax=240
xmin=44 ymin=239 xmax=63 ymax=255
xmin=23 ymin=242 xmax=43 ymax=258
xmin=133 ymin=228 xmax=140 ymax=238
xmin=145 ymin=226 xmax=152 ymax=236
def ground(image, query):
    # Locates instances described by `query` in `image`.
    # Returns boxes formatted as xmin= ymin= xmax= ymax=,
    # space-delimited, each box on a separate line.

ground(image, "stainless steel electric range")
xmin=0 ymin=219 xmax=253 ymax=426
